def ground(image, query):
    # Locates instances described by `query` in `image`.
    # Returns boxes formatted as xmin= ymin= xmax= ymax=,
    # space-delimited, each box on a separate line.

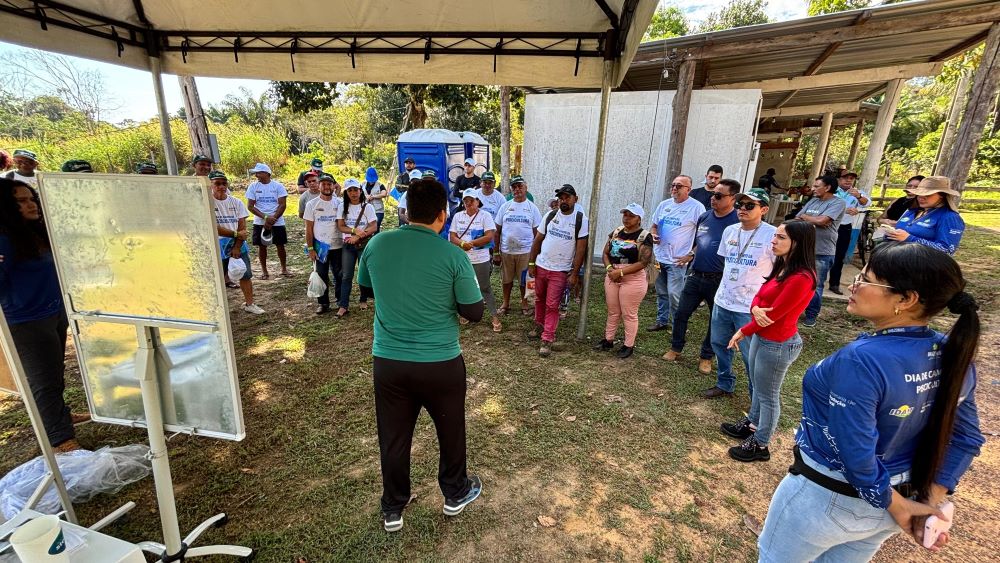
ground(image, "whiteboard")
xmin=38 ymin=174 xmax=245 ymax=441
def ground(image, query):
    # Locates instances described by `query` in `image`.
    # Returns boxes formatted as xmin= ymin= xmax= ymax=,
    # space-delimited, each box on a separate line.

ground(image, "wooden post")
xmin=179 ymin=76 xmax=211 ymax=159
xmin=500 ymin=86 xmax=512 ymax=194
xmin=934 ymin=72 xmax=970 ymax=175
xmin=664 ymin=58 xmax=695 ymax=199
xmin=941 ymin=22 xmax=1000 ymax=194
xmin=809 ymin=112 xmax=834 ymax=180
xmin=846 ymin=120 xmax=864 ymax=169
xmin=858 ymin=79 xmax=904 ymax=203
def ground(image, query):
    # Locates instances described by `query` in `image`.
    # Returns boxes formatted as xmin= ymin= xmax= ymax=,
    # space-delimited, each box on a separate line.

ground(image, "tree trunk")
xmin=179 ymin=76 xmax=211 ymax=158
xmin=500 ymin=86 xmax=512 ymax=194
xmin=405 ymin=85 xmax=428 ymax=129
xmin=934 ymin=71 xmax=970 ymax=174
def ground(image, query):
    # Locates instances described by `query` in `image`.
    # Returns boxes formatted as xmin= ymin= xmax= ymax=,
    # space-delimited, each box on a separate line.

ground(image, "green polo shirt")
xmin=357 ymin=224 xmax=482 ymax=362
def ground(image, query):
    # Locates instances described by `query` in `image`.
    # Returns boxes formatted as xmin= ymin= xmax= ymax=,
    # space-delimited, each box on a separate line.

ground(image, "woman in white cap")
xmin=450 ymin=188 xmax=501 ymax=332
xmin=336 ymin=178 xmax=378 ymax=317
xmin=884 ymin=176 xmax=965 ymax=255
xmin=595 ymin=203 xmax=653 ymax=359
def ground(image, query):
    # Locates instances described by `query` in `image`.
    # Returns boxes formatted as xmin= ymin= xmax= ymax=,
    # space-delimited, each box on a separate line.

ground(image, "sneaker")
xmin=315 ymin=305 xmax=330 ymax=315
xmin=728 ymin=435 xmax=770 ymax=462
xmin=801 ymin=318 xmax=817 ymax=328
xmin=443 ymin=475 xmax=483 ymax=516
xmin=538 ymin=342 xmax=552 ymax=357
xmin=242 ymin=303 xmax=265 ymax=315
xmin=702 ymin=386 xmax=733 ymax=399
xmin=720 ymin=416 xmax=754 ymax=439
xmin=616 ymin=345 xmax=634 ymax=359
xmin=646 ymin=322 xmax=669 ymax=332
xmin=593 ymin=339 xmax=614 ymax=351
xmin=383 ymin=511 xmax=403 ymax=532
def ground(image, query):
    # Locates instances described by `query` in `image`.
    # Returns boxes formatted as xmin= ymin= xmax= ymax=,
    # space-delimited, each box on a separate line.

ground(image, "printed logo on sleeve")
xmin=889 ymin=405 xmax=913 ymax=418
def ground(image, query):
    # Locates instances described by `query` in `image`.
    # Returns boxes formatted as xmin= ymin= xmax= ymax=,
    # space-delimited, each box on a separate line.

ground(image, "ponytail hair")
xmin=866 ymin=243 xmax=981 ymax=499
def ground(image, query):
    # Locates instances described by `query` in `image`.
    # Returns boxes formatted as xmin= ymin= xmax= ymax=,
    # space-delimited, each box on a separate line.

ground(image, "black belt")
xmin=789 ymin=446 xmax=915 ymax=499
xmin=689 ymin=270 xmax=723 ymax=280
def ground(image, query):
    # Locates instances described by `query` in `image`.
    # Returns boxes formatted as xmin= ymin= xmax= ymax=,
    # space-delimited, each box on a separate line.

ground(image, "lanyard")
xmin=864 ymin=325 xmax=933 ymax=338
xmin=736 ymin=225 xmax=761 ymax=258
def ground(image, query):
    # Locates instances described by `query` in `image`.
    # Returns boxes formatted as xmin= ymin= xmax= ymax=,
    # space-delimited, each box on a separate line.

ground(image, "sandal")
xmin=492 ymin=318 xmax=502 ymax=333
xmin=225 ymin=281 xmax=239 ymax=289
xmin=280 ymin=271 xmax=294 ymax=278
xmin=336 ymin=308 xmax=349 ymax=318
xmin=260 ymin=272 xmax=270 ymax=280
xmin=496 ymin=306 xmax=508 ymax=316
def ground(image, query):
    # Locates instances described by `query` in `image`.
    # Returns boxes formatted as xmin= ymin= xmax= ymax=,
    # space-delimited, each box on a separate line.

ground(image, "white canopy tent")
xmin=1 ymin=0 xmax=658 ymax=342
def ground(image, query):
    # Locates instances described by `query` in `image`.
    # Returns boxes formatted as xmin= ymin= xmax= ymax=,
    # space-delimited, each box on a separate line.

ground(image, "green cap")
xmin=739 ymin=187 xmax=770 ymax=206
xmin=208 ymin=171 xmax=228 ymax=181
xmin=13 ymin=149 xmax=38 ymax=162
xmin=191 ymin=154 xmax=213 ymax=165
xmin=136 ymin=161 xmax=157 ymax=173
xmin=422 ymin=170 xmax=437 ymax=179
xmin=481 ymin=171 xmax=496 ymax=182
xmin=61 ymin=159 xmax=92 ymax=173
xmin=510 ymin=174 xmax=525 ymax=186
xmin=310 ymin=158 xmax=323 ymax=168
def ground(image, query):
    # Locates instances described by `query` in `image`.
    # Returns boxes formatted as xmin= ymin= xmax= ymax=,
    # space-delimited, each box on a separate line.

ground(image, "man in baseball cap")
xmin=60 ymin=160 xmax=93 ymax=173
xmin=475 ymin=171 xmax=506 ymax=223
xmin=505 ymin=174 xmax=536 ymax=203
xmin=192 ymin=154 xmax=213 ymax=176
xmin=246 ymin=162 xmax=290 ymax=279
xmin=452 ymin=157 xmax=481 ymax=211
xmin=4 ymin=149 xmax=39 ymax=188
xmin=297 ymin=158 xmax=324 ymax=194
xmin=137 ymin=161 xmax=158 ymax=175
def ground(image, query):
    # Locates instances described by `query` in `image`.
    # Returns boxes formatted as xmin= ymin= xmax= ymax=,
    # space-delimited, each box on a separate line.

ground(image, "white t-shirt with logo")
xmin=4 ymin=171 xmax=37 ymax=188
xmin=245 ymin=180 xmax=288 ymax=226
xmin=495 ymin=199 xmax=543 ymax=254
xmin=714 ymin=222 xmax=777 ymax=314
xmin=341 ymin=202 xmax=378 ymax=232
xmin=304 ymin=196 xmax=344 ymax=249
xmin=536 ymin=209 xmax=589 ymax=272
xmin=213 ymin=195 xmax=249 ymax=254
xmin=651 ymin=197 xmax=706 ymax=264
xmin=449 ymin=210 xmax=497 ymax=264
xmin=475 ymin=188 xmax=508 ymax=220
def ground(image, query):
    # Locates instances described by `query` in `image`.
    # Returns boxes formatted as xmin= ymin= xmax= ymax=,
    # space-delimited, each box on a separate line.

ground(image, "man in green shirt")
xmin=357 ymin=178 xmax=484 ymax=533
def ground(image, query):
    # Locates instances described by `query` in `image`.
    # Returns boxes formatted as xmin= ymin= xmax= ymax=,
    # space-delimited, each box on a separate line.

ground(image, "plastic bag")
xmin=227 ymin=257 xmax=247 ymax=280
xmin=524 ymin=270 xmax=536 ymax=303
xmin=307 ymin=263 xmax=326 ymax=298
xmin=0 ymin=444 xmax=152 ymax=519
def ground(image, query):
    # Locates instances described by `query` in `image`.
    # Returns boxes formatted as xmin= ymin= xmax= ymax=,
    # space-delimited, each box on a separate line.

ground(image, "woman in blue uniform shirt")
xmin=885 ymin=175 xmax=964 ymax=255
xmin=757 ymin=243 xmax=983 ymax=562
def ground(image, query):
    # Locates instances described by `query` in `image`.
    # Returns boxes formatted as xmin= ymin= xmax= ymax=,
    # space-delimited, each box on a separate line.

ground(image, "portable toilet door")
xmin=458 ymin=131 xmax=491 ymax=176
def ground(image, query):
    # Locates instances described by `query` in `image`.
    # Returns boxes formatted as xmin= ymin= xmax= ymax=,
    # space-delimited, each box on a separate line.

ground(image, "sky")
xmin=0 ymin=0 xmax=811 ymax=123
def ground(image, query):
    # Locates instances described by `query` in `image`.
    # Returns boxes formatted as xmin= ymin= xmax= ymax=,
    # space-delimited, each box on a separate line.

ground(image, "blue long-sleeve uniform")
xmin=0 ymin=235 xmax=64 ymax=324
xmin=896 ymin=206 xmax=964 ymax=255
xmin=796 ymin=326 xmax=984 ymax=509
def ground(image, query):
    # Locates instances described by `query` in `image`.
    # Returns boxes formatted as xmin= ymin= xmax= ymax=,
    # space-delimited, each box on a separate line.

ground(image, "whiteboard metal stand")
xmin=71 ymin=311 xmax=253 ymax=561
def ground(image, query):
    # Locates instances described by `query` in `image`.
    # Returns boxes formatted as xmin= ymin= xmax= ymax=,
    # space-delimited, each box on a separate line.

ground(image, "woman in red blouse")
xmin=721 ymin=221 xmax=817 ymax=462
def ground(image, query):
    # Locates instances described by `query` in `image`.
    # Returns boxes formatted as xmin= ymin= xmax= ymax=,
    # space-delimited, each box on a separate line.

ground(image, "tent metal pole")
xmin=149 ymin=56 xmax=179 ymax=175
xmin=576 ymin=58 xmax=615 ymax=340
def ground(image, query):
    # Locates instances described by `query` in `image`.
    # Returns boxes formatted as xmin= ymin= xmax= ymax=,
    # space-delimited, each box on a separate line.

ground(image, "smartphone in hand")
xmin=922 ymin=501 xmax=954 ymax=549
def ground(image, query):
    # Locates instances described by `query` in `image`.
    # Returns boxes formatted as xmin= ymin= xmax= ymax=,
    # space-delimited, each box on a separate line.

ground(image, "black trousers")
xmin=373 ymin=354 xmax=471 ymax=513
xmin=670 ymin=273 xmax=721 ymax=359
xmin=314 ymin=248 xmax=343 ymax=306
xmin=9 ymin=312 xmax=74 ymax=446
xmin=829 ymin=223 xmax=854 ymax=288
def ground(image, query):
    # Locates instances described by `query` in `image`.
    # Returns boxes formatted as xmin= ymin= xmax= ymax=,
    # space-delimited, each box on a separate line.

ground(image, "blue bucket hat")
xmin=365 ymin=166 xmax=378 ymax=184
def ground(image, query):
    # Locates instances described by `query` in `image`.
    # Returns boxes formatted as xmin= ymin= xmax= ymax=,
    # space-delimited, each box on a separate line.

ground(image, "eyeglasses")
xmin=670 ymin=183 xmax=689 ymax=188
xmin=735 ymin=202 xmax=759 ymax=210
xmin=711 ymin=192 xmax=732 ymax=200
xmin=850 ymin=273 xmax=895 ymax=290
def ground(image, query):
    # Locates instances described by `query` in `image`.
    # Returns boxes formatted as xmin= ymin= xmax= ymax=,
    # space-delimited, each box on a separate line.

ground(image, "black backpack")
xmin=543 ymin=209 xmax=584 ymax=239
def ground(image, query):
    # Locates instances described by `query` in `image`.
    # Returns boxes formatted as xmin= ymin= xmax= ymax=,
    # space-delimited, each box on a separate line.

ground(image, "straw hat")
xmin=908 ymin=176 xmax=960 ymax=211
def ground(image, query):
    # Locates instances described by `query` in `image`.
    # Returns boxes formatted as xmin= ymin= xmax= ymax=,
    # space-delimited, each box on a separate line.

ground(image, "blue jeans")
xmin=339 ymin=244 xmax=362 ymax=309
xmin=805 ymin=255 xmax=835 ymax=321
xmin=709 ymin=306 xmax=752 ymax=394
xmin=654 ymin=262 xmax=687 ymax=326
xmin=758 ymin=451 xmax=901 ymax=562
xmin=746 ymin=333 xmax=802 ymax=445
xmin=669 ymin=273 xmax=721 ymax=359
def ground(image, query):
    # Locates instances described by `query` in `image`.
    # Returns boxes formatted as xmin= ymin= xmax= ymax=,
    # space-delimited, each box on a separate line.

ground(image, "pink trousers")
xmin=533 ymin=266 xmax=568 ymax=343
xmin=604 ymin=265 xmax=648 ymax=347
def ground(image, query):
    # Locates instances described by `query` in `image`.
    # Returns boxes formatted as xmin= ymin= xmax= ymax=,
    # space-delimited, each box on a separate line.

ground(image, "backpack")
xmin=610 ymin=226 xmax=651 ymax=245
xmin=543 ymin=209 xmax=583 ymax=239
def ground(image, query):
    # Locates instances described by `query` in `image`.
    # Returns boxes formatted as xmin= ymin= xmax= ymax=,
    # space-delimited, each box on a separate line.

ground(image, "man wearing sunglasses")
xmin=794 ymin=175 xmax=847 ymax=327
xmin=648 ymin=175 xmax=706 ymax=332
xmin=704 ymin=188 xmax=776 ymax=399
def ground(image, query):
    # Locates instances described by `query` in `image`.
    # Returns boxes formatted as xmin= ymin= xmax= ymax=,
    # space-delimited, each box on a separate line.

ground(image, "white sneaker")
xmin=242 ymin=303 xmax=265 ymax=314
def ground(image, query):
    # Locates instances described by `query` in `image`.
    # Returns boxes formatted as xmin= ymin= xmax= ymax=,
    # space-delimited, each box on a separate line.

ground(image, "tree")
xmin=807 ymin=0 xmax=872 ymax=16
xmin=643 ymin=5 xmax=689 ymax=42
xmin=205 ymin=87 xmax=277 ymax=127
xmin=269 ymin=81 xmax=339 ymax=113
xmin=698 ymin=0 xmax=771 ymax=33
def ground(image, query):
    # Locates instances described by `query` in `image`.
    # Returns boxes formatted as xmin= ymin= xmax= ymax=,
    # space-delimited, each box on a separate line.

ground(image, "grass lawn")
xmin=1 ymin=198 xmax=997 ymax=562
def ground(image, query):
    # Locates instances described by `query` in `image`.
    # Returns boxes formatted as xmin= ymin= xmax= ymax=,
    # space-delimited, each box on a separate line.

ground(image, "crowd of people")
xmin=0 ymin=147 xmax=985 ymax=561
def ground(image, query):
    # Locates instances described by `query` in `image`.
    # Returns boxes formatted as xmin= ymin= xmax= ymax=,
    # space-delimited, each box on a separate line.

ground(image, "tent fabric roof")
xmin=538 ymin=0 xmax=997 ymax=119
xmin=0 ymin=0 xmax=658 ymax=88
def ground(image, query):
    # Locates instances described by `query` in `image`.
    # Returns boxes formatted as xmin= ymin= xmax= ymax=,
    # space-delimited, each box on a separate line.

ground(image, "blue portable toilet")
xmin=397 ymin=129 xmax=467 ymax=197
xmin=457 ymin=131 xmax=491 ymax=179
